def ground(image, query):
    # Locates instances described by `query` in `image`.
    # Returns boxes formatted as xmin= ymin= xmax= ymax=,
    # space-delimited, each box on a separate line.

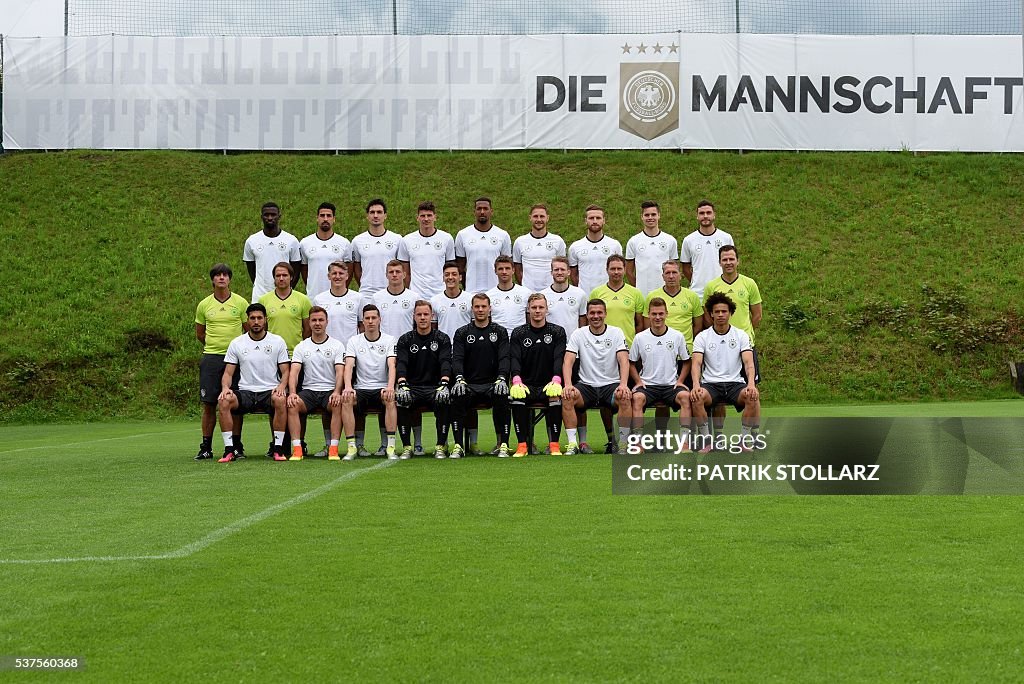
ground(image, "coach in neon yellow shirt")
xmin=589 ymin=254 xmax=644 ymax=347
xmin=702 ymin=245 xmax=762 ymax=345
xmin=259 ymin=262 xmax=312 ymax=352
xmin=644 ymin=259 xmax=703 ymax=353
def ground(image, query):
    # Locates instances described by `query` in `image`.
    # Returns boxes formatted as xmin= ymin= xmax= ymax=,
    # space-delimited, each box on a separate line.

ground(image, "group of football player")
xmin=193 ymin=197 xmax=762 ymax=462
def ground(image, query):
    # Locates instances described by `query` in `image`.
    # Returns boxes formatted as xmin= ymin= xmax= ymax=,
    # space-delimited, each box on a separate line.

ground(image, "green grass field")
xmin=2 ymin=403 xmax=1022 ymax=681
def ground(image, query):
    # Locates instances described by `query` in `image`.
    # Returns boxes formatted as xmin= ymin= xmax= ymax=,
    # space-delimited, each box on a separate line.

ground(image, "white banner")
xmin=3 ymin=34 xmax=1022 ymax=151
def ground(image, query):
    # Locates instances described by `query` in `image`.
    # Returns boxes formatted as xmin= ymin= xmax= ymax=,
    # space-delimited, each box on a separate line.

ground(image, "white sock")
xmin=292 ymin=439 xmax=302 ymax=448
xmin=274 ymin=431 xmax=285 ymax=446
xmin=618 ymin=426 xmax=630 ymax=442
xmin=566 ymin=428 xmax=578 ymax=443
xmin=330 ymin=439 xmax=340 ymax=447
xmin=222 ymin=431 xmax=233 ymax=448
xmin=386 ymin=433 xmax=396 ymax=449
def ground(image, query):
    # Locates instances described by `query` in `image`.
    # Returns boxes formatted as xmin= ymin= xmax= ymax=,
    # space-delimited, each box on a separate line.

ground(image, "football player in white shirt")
xmin=454 ymin=196 xmax=513 ymax=295
xmin=513 ymin=204 xmax=567 ymax=293
xmin=431 ymin=261 xmax=474 ymax=341
xmin=625 ymin=201 xmax=680 ymax=297
xmin=351 ymin=199 xmax=402 ymax=297
xmin=540 ymin=256 xmax=586 ymax=334
xmin=342 ymin=304 xmax=398 ymax=459
xmin=560 ymin=300 xmax=633 ymax=455
xmin=373 ymin=260 xmax=421 ymax=339
xmin=243 ymin=202 xmax=302 ymax=302
xmin=216 ymin=303 xmax=291 ymax=462
xmin=312 ymin=261 xmax=362 ymax=346
xmin=681 ymin=200 xmax=735 ymax=300
xmin=690 ymin=291 xmax=760 ymax=453
xmin=629 ymin=297 xmax=692 ymax=445
xmin=285 ymin=307 xmax=346 ymax=461
xmin=300 ymin=202 xmax=353 ymax=302
xmin=568 ymin=204 xmax=623 ymax=296
xmin=486 ymin=255 xmax=531 ymax=335
xmin=398 ymin=201 xmax=456 ymax=298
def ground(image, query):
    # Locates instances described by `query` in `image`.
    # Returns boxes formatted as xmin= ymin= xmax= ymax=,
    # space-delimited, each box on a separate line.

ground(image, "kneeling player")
xmin=509 ymin=293 xmax=567 ymax=456
xmin=451 ymin=293 xmax=512 ymax=458
xmin=690 ymin=292 xmax=760 ymax=452
xmin=628 ymin=297 xmax=692 ymax=450
xmin=395 ymin=301 xmax=453 ymax=459
xmin=217 ymin=304 xmax=291 ymax=462
xmin=561 ymin=299 xmax=632 ymax=455
xmin=342 ymin=305 xmax=399 ymax=459
xmin=286 ymin=306 xmax=346 ymax=460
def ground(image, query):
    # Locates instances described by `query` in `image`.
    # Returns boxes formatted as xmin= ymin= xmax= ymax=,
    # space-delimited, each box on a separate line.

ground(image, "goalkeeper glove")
xmin=493 ymin=375 xmax=509 ymax=396
xmin=434 ymin=381 xmax=450 ymax=405
xmin=395 ymin=381 xmax=412 ymax=405
xmin=509 ymin=375 xmax=529 ymax=400
xmin=543 ymin=375 xmax=563 ymax=398
xmin=451 ymin=375 xmax=468 ymax=397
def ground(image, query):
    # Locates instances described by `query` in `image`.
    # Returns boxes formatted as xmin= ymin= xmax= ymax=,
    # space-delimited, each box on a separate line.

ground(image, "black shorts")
xmin=458 ymin=382 xmax=507 ymax=407
xmin=577 ymin=383 xmax=619 ymax=410
xmin=355 ymin=388 xmax=386 ymax=413
xmin=298 ymin=388 xmax=334 ymax=412
xmin=399 ymin=386 xmax=438 ymax=409
xmin=703 ymin=382 xmax=748 ymax=412
xmin=509 ymin=384 xmax=558 ymax=406
xmin=632 ymin=384 xmax=687 ymax=409
xmin=235 ymin=389 xmax=274 ymax=415
xmin=199 ymin=354 xmax=238 ymax=405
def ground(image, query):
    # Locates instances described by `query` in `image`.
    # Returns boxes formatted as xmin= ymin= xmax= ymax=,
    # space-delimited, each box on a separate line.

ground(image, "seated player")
xmin=629 ymin=297 xmax=693 ymax=449
xmin=690 ymin=292 xmax=760 ymax=453
xmin=450 ymin=293 xmax=512 ymax=458
xmin=285 ymin=306 xmax=346 ymax=461
xmin=216 ymin=304 xmax=291 ymax=462
xmin=394 ymin=301 xmax=453 ymax=459
xmin=560 ymin=299 xmax=632 ymax=455
xmin=342 ymin=305 xmax=399 ymax=460
xmin=509 ymin=293 xmax=567 ymax=456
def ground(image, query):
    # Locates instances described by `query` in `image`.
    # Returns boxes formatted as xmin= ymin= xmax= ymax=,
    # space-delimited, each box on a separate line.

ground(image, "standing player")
xmin=590 ymin=255 xmax=644 ymax=347
xmin=645 ymin=259 xmax=703 ymax=354
xmin=512 ymin=204 xmax=566 ymax=293
xmin=398 ymin=201 xmax=455 ymax=299
xmin=702 ymin=246 xmax=763 ymax=351
xmin=342 ymin=305 xmax=398 ymax=460
xmin=629 ymin=298 xmax=692 ymax=445
xmin=258 ymin=262 xmax=312 ymax=354
xmin=509 ymin=294 xmax=567 ymax=456
xmin=285 ymin=307 xmax=346 ymax=461
xmin=430 ymin=261 xmax=474 ymax=341
xmin=454 ymin=197 xmax=512 ymax=295
xmin=312 ymin=261 xmax=362 ymax=347
xmin=300 ymin=202 xmax=352 ymax=303
xmin=568 ymin=204 xmax=622 ymax=296
xmin=243 ymin=202 xmax=301 ymax=302
xmin=681 ymin=200 xmax=735 ymax=299
xmin=216 ymin=304 xmax=291 ymax=462
xmin=540 ymin=256 xmax=587 ymax=334
xmin=373 ymin=260 xmax=421 ymax=339
xmin=394 ymin=301 xmax=453 ymax=459
xmin=625 ymin=201 xmax=679 ymax=297
xmin=194 ymin=263 xmax=249 ymax=460
xmin=560 ymin=300 xmax=632 ymax=455
xmin=486 ymin=255 xmax=531 ymax=336
xmin=450 ymin=294 xmax=512 ymax=458
xmin=351 ymin=199 xmax=401 ymax=297
xmin=690 ymin=292 xmax=760 ymax=451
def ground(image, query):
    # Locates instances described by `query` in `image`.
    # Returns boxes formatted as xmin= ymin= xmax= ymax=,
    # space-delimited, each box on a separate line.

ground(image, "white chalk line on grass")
xmin=0 ymin=459 xmax=397 ymax=565
xmin=0 ymin=428 xmax=195 ymax=454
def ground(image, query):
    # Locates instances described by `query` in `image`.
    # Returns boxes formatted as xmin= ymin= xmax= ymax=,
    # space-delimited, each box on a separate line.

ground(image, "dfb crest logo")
xmin=619 ymin=62 xmax=679 ymax=141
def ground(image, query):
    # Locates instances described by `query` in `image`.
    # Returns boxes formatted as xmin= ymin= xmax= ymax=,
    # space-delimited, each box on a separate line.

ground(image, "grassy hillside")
xmin=1 ymin=149 xmax=1021 ymax=422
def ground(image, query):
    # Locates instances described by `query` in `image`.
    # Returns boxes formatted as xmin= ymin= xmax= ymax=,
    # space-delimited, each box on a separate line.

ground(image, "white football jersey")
xmin=372 ymin=287 xmax=421 ymax=339
xmin=625 ymin=231 xmax=680 ymax=297
xmin=430 ymin=290 xmax=474 ymax=341
xmin=629 ymin=328 xmax=689 ymax=386
xmin=566 ymin=324 xmax=628 ymax=387
xmin=454 ymin=225 xmax=512 ymax=295
xmin=568 ymin=235 xmax=623 ymax=296
xmin=345 ymin=332 xmax=397 ymax=390
xmin=397 ymin=229 xmax=456 ymax=298
xmin=539 ymin=284 xmax=586 ymax=335
xmin=225 ymin=331 xmax=290 ymax=392
xmin=312 ymin=289 xmax=364 ymax=347
xmin=300 ymin=233 xmax=352 ymax=302
xmin=350 ymin=230 xmax=401 ymax=297
xmin=693 ymin=325 xmax=752 ymax=384
xmin=486 ymin=284 xmax=531 ymax=336
xmin=512 ymin=232 xmax=567 ymax=293
xmin=291 ymin=337 xmax=346 ymax=392
xmin=242 ymin=230 xmax=301 ymax=302
xmin=680 ymin=228 xmax=735 ymax=299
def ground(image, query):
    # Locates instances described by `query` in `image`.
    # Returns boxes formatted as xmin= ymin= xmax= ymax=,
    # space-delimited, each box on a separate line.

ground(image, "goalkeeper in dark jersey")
xmin=509 ymin=293 xmax=567 ymax=456
xmin=394 ymin=301 xmax=453 ymax=459
xmin=451 ymin=293 xmax=511 ymax=458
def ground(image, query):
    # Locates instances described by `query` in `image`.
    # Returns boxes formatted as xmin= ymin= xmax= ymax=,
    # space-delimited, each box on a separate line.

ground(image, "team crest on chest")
xmin=489 ymin=332 xmax=499 ymax=342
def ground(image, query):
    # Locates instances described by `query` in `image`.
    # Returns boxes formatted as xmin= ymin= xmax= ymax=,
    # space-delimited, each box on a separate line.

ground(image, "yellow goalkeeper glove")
xmin=509 ymin=375 xmax=529 ymax=400
xmin=543 ymin=375 xmax=563 ymax=398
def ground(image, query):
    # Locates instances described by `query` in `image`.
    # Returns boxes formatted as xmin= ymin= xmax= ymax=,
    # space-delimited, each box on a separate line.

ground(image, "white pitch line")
xmin=0 ymin=428 xmax=194 ymax=454
xmin=0 ymin=460 xmax=396 ymax=565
